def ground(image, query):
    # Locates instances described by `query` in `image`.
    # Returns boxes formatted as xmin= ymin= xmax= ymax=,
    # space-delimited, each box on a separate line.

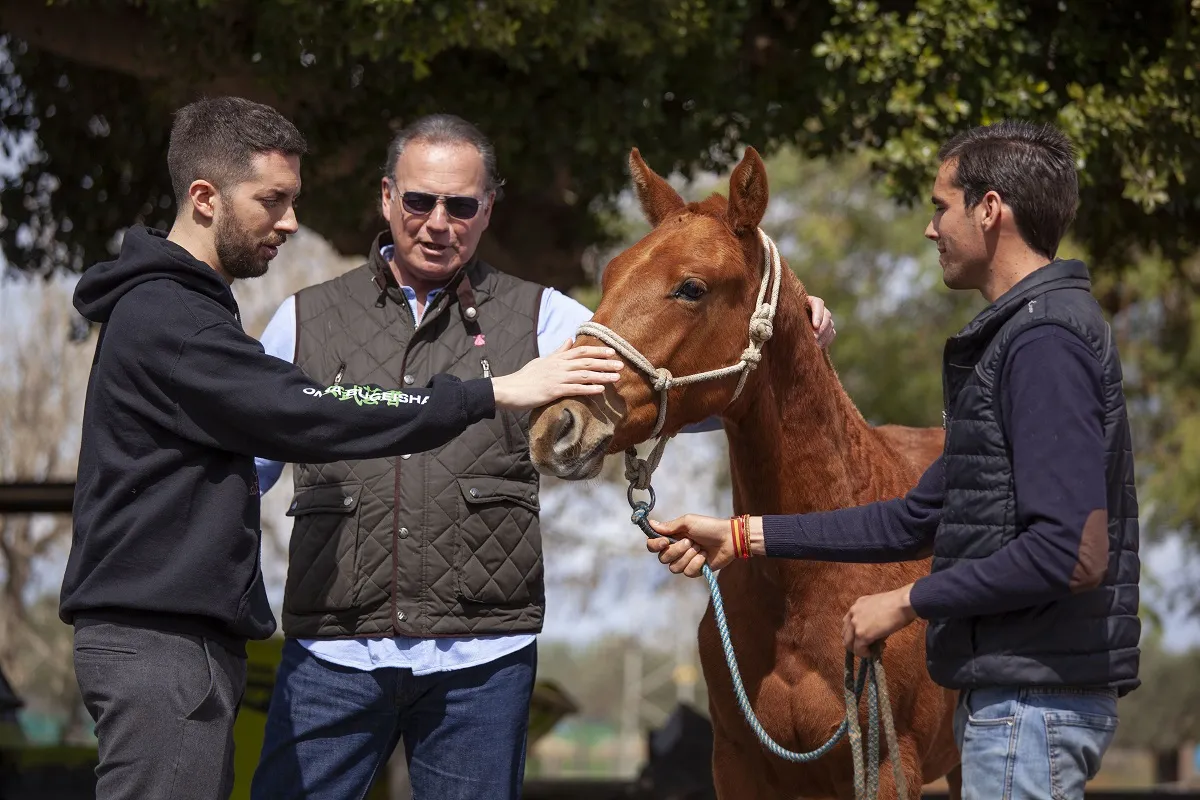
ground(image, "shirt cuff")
xmin=909 ymin=574 xmax=951 ymax=620
xmin=761 ymin=515 xmax=803 ymax=559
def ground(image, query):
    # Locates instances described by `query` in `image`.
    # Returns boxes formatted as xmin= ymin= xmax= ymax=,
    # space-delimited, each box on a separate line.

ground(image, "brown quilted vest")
xmin=283 ymin=232 xmax=545 ymax=638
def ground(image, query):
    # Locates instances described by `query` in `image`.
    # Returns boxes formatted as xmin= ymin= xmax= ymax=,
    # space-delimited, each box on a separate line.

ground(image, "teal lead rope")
xmin=630 ymin=488 xmax=909 ymax=799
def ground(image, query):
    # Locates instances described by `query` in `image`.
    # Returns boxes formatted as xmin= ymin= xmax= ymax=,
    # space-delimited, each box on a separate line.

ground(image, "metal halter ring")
xmin=627 ymin=483 xmax=656 ymax=514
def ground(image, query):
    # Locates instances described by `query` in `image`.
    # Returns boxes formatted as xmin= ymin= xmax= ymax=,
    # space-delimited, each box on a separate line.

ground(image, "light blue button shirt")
xmin=254 ymin=248 xmax=720 ymax=674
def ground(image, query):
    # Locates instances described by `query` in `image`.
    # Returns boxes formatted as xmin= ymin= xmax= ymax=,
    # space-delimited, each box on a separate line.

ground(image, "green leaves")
xmin=755 ymin=148 xmax=978 ymax=428
xmin=812 ymin=0 xmax=1198 ymax=270
xmin=2 ymin=0 xmax=1197 ymax=288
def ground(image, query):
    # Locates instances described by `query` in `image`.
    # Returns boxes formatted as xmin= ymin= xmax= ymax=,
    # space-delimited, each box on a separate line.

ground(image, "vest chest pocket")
xmin=455 ymin=476 xmax=543 ymax=606
xmin=283 ymin=483 xmax=363 ymax=614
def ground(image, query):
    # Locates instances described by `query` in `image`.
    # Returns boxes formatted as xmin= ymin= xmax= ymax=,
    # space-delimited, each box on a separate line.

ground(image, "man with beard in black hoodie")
xmin=58 ymin=96 xmax=623 ymax=800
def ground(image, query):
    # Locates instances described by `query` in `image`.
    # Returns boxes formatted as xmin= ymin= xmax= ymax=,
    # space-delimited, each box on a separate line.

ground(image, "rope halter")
xmin=575 ymin=228 xmax=784 ymax=497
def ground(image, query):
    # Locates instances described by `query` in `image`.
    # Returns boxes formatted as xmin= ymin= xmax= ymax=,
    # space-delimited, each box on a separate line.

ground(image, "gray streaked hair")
xmin=384 ymin=114 xmax=505 ymax=196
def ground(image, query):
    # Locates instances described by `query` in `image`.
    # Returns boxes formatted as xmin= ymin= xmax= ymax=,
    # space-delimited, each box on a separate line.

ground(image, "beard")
xmin=215 ymin=209 xmax=285 ymax=280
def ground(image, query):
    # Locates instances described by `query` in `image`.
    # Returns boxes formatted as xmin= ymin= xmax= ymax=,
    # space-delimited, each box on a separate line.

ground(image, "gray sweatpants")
xmin=73 ymin=622 xmax=247 ymax=800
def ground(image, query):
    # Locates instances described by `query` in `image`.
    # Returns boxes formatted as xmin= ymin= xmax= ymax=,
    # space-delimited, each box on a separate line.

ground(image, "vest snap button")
xmin=396 ymin=609 xmax=407 ymax=623
xmin=403 ymin=374 xmax=415 ymax=386
xmin=398 ymin=527 xmax=410 ymax=539
xmin=401 ymin=453 xmax=412 ymax=460
xmin=342 ymin=496 xmax=354 ymax=507
xmin=469 ymin=488 xmax=479 ymax=498
xmin=465 ymin=307 xmax=478 ymax=320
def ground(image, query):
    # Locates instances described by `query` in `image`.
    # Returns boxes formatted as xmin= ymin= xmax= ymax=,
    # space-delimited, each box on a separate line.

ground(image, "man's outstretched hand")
xmin=491 ymin=340 xmax=624 ymax=412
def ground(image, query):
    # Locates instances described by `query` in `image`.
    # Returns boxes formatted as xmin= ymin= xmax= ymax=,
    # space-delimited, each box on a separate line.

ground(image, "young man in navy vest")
xmin=647 ymin=120 xmax=1141 ymax=799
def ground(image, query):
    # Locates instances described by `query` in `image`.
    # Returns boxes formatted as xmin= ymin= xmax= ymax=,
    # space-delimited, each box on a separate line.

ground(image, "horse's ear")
xmin=630 ymin=147 xmax=685 ymax=227
xmin=727 ymin=147 xmax=769 ymax=237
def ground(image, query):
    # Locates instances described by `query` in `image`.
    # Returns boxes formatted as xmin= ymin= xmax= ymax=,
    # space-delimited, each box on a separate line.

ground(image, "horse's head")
xmin=530 ymin=146 xmax=781 ymax=479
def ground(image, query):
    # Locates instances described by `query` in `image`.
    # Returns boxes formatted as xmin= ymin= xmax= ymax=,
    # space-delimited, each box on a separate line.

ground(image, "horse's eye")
xmin=674 ymin=278 xmax=707 ymax=302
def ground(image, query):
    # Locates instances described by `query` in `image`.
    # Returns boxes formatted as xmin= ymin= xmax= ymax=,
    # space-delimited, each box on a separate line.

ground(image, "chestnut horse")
xmin=528 ymin=147 xmax=961 ymax=799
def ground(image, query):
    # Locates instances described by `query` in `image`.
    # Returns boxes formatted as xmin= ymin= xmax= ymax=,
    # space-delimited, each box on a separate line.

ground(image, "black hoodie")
xmin=60 ymin=227 xmax=496 ymax=653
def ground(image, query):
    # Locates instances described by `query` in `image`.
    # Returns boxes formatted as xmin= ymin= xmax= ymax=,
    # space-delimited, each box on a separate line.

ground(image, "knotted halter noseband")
xmin=575 ymin=228 xmax=783 ymax=496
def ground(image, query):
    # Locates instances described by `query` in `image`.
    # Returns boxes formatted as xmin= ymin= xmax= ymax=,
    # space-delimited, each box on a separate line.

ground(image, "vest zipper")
xmin=392 ymin=347 xmax=411 ymax=634
xmin=480 ymin=350 xmax=511 ymax=451
xmin=482 ymin=353 xmax=512 ymax=454
xmin=392 ymin=449 xmax=403 ymax=630
xmin=390 ymin=293 xmax=448 ymax=632
xmin=333 ymin=362 xmax=346 ymax=386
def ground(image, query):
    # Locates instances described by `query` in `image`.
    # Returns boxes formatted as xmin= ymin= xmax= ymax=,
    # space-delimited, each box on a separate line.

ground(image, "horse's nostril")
xmin=552 ymin=408 xmax=578 ymax=453
xmin=554 ymin=410 xmax=573 ymax=441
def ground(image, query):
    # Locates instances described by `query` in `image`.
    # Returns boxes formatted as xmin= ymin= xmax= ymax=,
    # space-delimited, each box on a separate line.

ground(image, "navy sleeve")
xmin=761 ymin=458 xmax=944 ymax=561
xmin=908 ymin=325 xmax=1108 ymax=620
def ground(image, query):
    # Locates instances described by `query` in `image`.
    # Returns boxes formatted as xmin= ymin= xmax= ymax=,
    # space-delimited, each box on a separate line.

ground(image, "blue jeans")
xmin=250 ymin=639 xmax=536 ymax=800
xmin=953 ymin=686 xmax=1119 ymax=800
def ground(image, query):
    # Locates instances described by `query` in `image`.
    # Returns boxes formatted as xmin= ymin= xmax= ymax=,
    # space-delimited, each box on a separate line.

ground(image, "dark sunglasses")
xmin=398 ymin=190 xmax=483 ymax=220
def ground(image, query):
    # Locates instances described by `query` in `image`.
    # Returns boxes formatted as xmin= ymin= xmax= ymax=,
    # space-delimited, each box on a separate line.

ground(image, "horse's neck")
xmin=722 ymin=273 xmax=876 ymax=516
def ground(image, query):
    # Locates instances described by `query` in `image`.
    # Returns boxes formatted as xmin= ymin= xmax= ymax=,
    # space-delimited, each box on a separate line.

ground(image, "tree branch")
xmin=0 ymin=0 xmax=300 ymax=112
xmin=0 ymin=0 xmax=171 ymax=82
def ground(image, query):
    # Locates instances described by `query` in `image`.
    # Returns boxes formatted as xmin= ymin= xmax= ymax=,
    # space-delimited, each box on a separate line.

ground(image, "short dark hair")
xmin=939 ymin=120 xmax=1079 ymax=258
xmin=384 ymin=114 xmax=504 ymax=196
xmin=167 ymin=96 xmax=307 ymax=206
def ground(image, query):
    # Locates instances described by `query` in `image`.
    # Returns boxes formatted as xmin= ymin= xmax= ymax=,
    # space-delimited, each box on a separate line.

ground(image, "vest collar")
xmin=367 ymin=231 xmax=492 ymax=325
xmin=950 ymin=259 xmax=1092 ymax=348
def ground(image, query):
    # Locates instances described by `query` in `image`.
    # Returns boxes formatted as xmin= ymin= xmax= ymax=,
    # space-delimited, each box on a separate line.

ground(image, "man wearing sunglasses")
xmin=249 ymin=114 xmax=837 ymax=799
